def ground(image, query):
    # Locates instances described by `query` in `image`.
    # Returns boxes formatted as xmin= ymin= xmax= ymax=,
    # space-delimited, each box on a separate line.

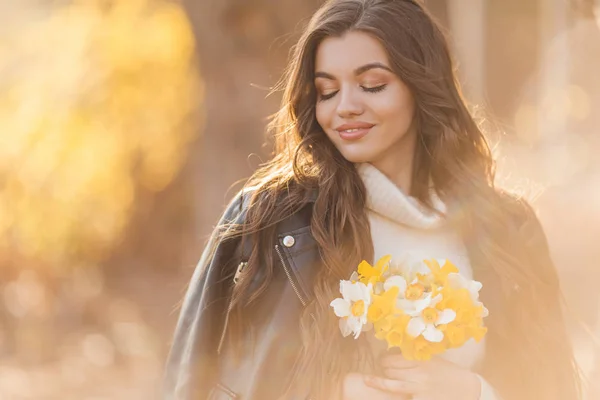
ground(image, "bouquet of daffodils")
xmin=330 ymin=255 xmax=488 ymax=360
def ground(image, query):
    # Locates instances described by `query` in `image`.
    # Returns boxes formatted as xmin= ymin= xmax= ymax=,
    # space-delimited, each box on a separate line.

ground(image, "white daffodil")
xmin=405 ymin=293 xmax=457 ymax=343
xmin=330 ymin=280 xmax=373 ymax=339
xmin=447 ymin=273 xmax=489 ymax=317
xmin=384 ymin=274 xmax=430 ymax=316
xmin=388 ymin=254 xmax=430 ymax=280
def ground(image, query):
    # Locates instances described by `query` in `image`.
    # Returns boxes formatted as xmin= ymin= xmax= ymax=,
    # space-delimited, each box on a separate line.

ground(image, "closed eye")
xmin=318 ymin=91 xmax=338 ymax=101
xmin=362 ymin=84 xmax=387 ymax=93
xmin=317 ymin=84 xmax=387 ymax=102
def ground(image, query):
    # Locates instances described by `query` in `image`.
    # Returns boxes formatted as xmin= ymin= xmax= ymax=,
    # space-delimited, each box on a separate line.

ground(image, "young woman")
xmin=163 ymin=1 xmax=582 ymax=399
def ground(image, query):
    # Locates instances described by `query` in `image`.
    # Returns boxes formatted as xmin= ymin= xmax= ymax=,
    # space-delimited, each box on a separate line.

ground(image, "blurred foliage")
xmin=0 ymin=0 xmax=202 ymax=268
xmin=0 ymin=1 xmax=202 ymax=397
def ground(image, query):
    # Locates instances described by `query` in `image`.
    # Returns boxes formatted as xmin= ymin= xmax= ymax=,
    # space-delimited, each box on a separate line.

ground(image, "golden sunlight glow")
xmin=0 ymin=0 xmax=202 ymax=264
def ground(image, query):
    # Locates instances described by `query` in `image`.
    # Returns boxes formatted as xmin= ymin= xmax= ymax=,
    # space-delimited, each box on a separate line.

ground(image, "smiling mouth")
xmin=337 ymin=126 xmax=373 ymax=141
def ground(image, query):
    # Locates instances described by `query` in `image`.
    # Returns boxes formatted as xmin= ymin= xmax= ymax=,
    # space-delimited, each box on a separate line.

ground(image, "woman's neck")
xmin=371 ymin=158 xmax=412 ymax=194
xmin=369 ymin=124 xmax=417 ymax=194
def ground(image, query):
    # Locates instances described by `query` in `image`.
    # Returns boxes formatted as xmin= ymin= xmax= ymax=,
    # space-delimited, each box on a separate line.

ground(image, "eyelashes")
xmin=363 ymin=84 xmax=387 ymax=94
xmin=319 ymin=91 xmax=338 ymax=101
xmin=318 ymin=84 xmax=388 ymax=101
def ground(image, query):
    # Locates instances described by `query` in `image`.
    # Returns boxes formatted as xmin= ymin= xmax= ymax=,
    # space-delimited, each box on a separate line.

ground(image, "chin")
xmin=337 ymin=149 xmax=376 ymax=164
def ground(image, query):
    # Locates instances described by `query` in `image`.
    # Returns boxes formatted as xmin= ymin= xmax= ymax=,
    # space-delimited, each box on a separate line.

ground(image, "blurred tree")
xmin=0 ymin=0 xmax=201 ymax=366
xmin=484 ymin=0 xmax=542 ymax=126
xmin=180 ymin=0 xmax=323 ymax=236
xmin=570 ymin=0 xmax=597 ymax=18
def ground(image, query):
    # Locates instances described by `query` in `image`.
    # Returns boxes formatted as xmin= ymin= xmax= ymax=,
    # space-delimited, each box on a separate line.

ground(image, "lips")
xmin=335 ymin=122 xmax=375 ymax=141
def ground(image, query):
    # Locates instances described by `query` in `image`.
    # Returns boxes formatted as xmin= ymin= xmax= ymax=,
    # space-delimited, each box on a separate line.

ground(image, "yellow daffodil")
xmin=435 ymin=283 xmax=488 ymax=347
xmin=367 ymin=286 xmax=399 ymax=323
xmin=384 ymin=274 xmax=429 ymax=315
xmin=424 ymin=259 xmax=459 ymax=286
xmin=447 ymin=272 xmax=488 ymax=317
xmin=384 ymin=314 xmax=411 ymax=348
xmin=357 ymin=255 xmax=391 ymax=286
xmin=374 ymin=315 xmax=394 ymax=340
xmin=404 ymin=335 xmax=447 ymax=360
xmin=405 ymin=293 xmax=457 ymax=343
xmin=333 ymin=255 xmax=488 ymax=360
xmin=437 ymin=322 xmax=467 ymax=347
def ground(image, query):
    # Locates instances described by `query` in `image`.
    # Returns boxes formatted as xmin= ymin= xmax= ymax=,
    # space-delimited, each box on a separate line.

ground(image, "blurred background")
xmin=0 ymin=0 xmax=599 ymax=399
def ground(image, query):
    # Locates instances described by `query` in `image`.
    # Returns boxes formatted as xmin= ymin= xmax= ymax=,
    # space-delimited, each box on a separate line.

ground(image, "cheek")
xmin=373 ymin=91 xmax=414 ymax=122
xmin=315 ymin=103 xmax=332 ymax=131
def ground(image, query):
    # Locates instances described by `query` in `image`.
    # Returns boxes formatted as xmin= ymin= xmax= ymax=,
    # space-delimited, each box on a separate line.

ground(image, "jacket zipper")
xmin=219 ymin=244 xmax=308 ymax=354
xmin=275 ymin=244 xmax=307 ymax=306
xmin=217 ymin=261 xmax=247 ymax=355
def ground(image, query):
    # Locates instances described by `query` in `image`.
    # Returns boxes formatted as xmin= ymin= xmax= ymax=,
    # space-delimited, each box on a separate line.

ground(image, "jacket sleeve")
xmin=476 ymin=196 xmax=581 ymax=400
xmin=515 ymin=200 xmax=581 ymax=399
xmin=162 ymin=191 xmax=249 ymax=400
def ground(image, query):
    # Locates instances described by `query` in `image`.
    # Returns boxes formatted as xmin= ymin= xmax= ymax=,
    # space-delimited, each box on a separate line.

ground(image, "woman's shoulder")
xmin=219 ymin=185 xmax=318 ymax=228
xmin=212 ymin=187 xmax=255 ymax=231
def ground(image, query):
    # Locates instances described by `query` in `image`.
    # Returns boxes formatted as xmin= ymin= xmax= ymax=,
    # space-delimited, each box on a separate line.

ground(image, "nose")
xmin=336 ymin=86 xmax=364 ymax=118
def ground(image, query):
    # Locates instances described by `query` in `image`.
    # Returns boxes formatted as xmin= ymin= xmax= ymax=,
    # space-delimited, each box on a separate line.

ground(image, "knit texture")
xmin=357 ymin=163 xmax=499 ymax=399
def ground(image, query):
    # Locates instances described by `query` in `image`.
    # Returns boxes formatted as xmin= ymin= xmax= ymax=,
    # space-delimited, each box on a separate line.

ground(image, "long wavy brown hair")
xmin=223 ymin=0 xmax=581 ymax=398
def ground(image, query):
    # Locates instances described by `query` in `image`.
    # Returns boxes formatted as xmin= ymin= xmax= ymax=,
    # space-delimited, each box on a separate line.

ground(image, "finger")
xmin=364 ymin=375 xmax=421 ymax=394
xmin=381 ymin=354 xmax=422 ymax=369
xmin=383 ymin=368 xmax=423 ymax=383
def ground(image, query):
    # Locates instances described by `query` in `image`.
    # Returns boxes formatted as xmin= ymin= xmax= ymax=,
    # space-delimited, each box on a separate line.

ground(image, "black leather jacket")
xmin=163 ymin=190 xmax=320 ymax=400
xmin=163 ymin=188 xmax=570 ymax=400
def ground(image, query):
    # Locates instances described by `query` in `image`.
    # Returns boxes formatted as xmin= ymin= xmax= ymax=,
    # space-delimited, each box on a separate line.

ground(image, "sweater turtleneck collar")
xmin=356 ymin=163 xmax=447 ymax=230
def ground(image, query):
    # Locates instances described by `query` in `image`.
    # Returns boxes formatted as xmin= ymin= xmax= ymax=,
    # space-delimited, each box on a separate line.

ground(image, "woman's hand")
xmin=364 ymin=355 xmax=481 ymax=400
xmin=342 ymin=372 xmax=410 ymax=400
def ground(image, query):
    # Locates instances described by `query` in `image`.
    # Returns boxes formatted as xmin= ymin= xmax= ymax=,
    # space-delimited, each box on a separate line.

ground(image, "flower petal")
xmin=406 ymin=317 xmax=427 ymax=337
xmin=448 ymin=273 xmax=483 ymax=302
xmin=423 ymin=324 xmax=444 ymax=343
xmin=436 ymin=309 xmax=457 ymax=325
xmin=345 ymin=282 xmax=368 ymax=302
xmin=481 ymin=304 xmax=489 ymax=317
xmin=412 ymin=295 xmax=433 ymax=314
xmin=364 ymin=283 xmax=373 ymax=304
xmin=374 ymin=282 xmax=385 ymax=295
xmin=429 ymin=294 xmax=442 ymax=308
xmin=397 ymin=299 xmax=418 ymax=316
xmin=347 ymin=317 xmax=363 ymax=339
xmin=384 ymin=275 xmax=407 ymax=294
xmin=468 ymin=281 xmax=483 ymax=302
xmin=447 ymin=273 xmax=464 ymax=289
xmin=339 ymin=280 xmax=351 ymax=300
xmin=412 ymin=260 xmax=431 ymax=276
xmin=470 ymin=280 xmax=483 ymax=293
xmin=330 ymin=298 xmax=351 ymax=318
xmin=339 ymin=318 xmax=352 ymax=337
xmin=374 ymin=255 xmax=392 ymax=271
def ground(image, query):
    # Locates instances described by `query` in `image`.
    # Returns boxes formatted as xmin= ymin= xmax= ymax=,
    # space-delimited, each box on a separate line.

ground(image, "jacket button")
xmin=282 ymin=235 xmax=295 ymax=248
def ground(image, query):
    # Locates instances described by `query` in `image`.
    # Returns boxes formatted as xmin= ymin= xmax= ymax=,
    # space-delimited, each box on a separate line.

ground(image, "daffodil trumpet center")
xmin=351 ymin=300 xmax=366 ymax=317
xmin=405 ymin=283 xmax=425 ymax=300
xmin=422 ymin=307 xmax=439 ymax=324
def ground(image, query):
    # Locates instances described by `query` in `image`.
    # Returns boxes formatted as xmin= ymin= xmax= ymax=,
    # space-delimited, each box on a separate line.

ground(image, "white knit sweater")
xmin=357 ymin=163 xmax=500 ymax=400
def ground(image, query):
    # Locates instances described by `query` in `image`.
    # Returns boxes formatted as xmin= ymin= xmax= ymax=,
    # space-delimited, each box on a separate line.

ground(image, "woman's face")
xmin=314 ymin=31 xmax=417 ymax=173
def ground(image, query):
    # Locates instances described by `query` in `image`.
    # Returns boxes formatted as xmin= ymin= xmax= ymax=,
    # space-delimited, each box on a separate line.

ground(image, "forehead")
xmin=314 ymin=31 xmax=390 ymax=73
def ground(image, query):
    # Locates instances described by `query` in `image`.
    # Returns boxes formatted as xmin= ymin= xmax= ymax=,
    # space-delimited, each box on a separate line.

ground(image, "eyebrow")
xmin=314 ymin=62 xmax=393 ymax=80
